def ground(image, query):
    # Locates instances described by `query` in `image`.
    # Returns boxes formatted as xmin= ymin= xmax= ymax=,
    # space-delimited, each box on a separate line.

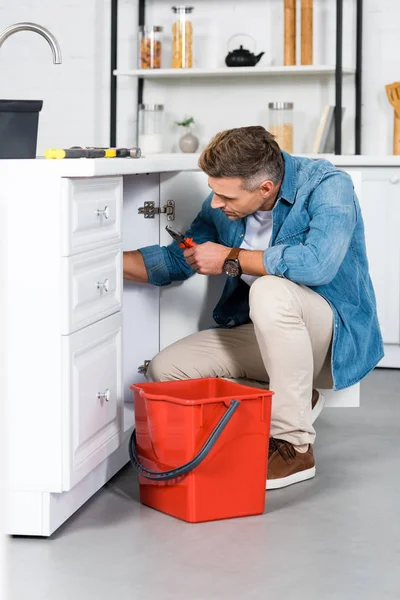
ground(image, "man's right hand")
xmin=123 ymin=251 xmax=149 ymax=283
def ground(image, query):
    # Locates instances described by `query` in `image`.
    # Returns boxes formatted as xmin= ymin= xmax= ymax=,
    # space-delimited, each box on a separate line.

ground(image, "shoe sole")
xmin=311 ymin=390 xmax=325 ymax=424
xmin=266 ymin=466 xmax=316 ymax=490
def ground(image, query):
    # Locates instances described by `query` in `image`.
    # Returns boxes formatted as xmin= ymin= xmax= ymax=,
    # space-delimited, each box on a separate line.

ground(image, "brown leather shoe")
xmin=266 ymin=438 xmax=316 ymax=490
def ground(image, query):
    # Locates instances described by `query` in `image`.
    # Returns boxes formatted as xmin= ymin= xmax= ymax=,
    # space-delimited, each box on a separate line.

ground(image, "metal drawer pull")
xmin=97 ymin=389 xmax=110 ymax=402
xmin=97 ymin=278 xmax=109 ymax=293
xmin=96 ymin=206 xmax=109 ymax=219
xmin=389 ymin=176 xmax=399 ymax=184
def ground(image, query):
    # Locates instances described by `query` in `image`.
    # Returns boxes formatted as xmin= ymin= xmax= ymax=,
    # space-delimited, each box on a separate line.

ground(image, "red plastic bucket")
xmin=129 ymin=378 xmax=273 ymax=523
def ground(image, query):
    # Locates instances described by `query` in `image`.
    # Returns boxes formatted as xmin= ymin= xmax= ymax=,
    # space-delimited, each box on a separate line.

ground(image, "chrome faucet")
xmin=0 ymin=22 xmax=62 ymax=64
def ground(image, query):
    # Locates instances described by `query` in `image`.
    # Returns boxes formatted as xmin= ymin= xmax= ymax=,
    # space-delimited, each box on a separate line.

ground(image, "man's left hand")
xmin=184 ymin=242 xmax=231 ymax=275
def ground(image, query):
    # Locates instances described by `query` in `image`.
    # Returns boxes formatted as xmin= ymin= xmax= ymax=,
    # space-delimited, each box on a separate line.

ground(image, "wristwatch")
xmin=223 ymin=248 xmax=242 ymax=277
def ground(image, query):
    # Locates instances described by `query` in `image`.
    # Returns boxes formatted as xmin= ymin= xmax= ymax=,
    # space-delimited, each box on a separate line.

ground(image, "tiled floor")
xmin=8 ymin=369 xmax=400 ymax=600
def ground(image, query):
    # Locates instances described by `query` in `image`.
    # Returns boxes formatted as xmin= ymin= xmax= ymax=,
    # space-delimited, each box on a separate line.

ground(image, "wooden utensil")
xmin=301 ymin=0 xmax=313 ymax=65
xmin=284 ymin=0 xmax=296 ymax=66
xmin=385 ymin=81 xmax=400 ymax=155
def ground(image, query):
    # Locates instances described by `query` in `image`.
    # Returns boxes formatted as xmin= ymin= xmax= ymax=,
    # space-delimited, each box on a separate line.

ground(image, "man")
xmin=123 ymin=126 xmax=383 ymax=490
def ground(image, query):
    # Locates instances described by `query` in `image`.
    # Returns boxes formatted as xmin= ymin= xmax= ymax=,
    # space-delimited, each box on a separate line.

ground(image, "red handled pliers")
xmin=165 ymin=225 xmax=197 ymax=249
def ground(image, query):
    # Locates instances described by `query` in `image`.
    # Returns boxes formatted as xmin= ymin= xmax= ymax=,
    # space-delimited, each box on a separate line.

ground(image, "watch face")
xmin=224 ymin=259 xmax=241 ymax=277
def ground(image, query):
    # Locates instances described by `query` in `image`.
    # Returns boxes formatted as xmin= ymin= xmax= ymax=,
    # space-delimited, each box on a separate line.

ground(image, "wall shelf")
xmin=110 ymin=0 xmax=364 ymax=154
xmin=114 ymin=65 xmax=356 ymax=79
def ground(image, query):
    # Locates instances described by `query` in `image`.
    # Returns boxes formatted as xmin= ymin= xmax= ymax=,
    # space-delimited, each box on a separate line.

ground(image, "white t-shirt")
xmin=240 ymin=210 xmax=273 ymax=287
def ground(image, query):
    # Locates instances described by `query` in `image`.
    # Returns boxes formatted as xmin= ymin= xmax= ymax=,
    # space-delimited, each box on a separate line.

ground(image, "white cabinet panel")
xmin=123 ymin=174 xmax=161 ymax=414
xmin=61 ymin=177 xmax=122 ymax=256
xmin=358 ymin=168 xmax=400 ymax=344
xmin=62 ymin=313 xmax=123 ymax=490
xmin=61 ymin=245 xmax=122 ymax=334
xmin=159 ymin=171 xmax=226 ymax=351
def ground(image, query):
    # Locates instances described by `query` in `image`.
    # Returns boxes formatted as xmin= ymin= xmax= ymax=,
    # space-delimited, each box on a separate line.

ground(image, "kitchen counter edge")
xmin=2 ymin=153 xmax=400 ymax=178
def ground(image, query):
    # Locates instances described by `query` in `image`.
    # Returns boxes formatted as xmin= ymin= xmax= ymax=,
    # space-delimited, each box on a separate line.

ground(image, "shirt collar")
xmin=277 ymin=151 xmax=296 ymax=205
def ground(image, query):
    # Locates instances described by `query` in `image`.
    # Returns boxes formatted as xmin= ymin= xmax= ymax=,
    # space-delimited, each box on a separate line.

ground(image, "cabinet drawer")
xmin=61 ymin=177 xmax=122 ymax=256
xmin=61 ymin=245 xmax=122 ymax=334
xmin=62 ymin=312 xmax=123 ymax=490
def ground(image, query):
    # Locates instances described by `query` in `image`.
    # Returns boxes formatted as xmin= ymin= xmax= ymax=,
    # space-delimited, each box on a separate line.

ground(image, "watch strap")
xmin=227 ymin=247 xmax=242 ymax=261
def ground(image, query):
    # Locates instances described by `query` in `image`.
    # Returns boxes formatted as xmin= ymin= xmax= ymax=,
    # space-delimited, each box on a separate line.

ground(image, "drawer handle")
xmin=96 ymin=206 xmax=109 ymax=219
xmin=390 ymin=176 xmax=399 ymax=184
xmin=97 ymin=278 xmax=109 ymax=293
xmin=97 ymin=389 xmax=110 ymax=402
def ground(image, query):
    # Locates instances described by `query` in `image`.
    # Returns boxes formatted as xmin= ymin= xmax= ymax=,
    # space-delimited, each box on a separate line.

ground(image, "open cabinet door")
xmin=159 ymin=170 xmax=226 ymax=351
xmin=123 ymin=174 xmax=160 ymax=430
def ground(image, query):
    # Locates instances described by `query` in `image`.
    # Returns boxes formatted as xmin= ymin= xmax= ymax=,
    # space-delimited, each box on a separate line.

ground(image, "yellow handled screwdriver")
xmin=45 ymin=148 xmax=116 ymax=159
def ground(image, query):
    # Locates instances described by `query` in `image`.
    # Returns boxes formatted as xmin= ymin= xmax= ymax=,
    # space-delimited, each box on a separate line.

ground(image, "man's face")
xmin=208 ymin=176 xmax=280 ymax=220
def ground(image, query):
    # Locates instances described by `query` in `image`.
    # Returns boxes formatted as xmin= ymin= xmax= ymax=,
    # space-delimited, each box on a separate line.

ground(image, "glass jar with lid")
xmin=138 ymin=104 xmax=164 ymax=154
xmin=268 ymin=102 xmax=294 ymax=153
xmin=171 ymin=6 xmax=194 ymax=68
xmin=138 ymin=26 xmax=163 ymax=69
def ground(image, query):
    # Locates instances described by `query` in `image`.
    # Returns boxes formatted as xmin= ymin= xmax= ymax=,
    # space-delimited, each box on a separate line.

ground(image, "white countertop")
xmin=0 ymin=153 xmax=201 ymax=177
xmin=2 ymin=153 xmax=400 ymax=178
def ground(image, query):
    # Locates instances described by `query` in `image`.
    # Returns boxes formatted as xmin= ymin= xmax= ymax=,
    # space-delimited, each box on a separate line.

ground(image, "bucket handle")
xmin=129 ymin=399 xmax=240 ymax=481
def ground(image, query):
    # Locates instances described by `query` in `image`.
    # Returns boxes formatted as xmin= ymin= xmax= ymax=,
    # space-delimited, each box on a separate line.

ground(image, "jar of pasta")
xmin=268 ymin=102 xmax=294 ymax=153
xmin=138 ymin=26 xmax=163 ymax=69
xmin=171 ymin=6 xmax=194 ymax=68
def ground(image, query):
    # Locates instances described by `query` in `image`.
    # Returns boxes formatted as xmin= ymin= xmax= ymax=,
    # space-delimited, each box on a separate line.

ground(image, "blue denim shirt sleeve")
xmin=138 ymin=192 xmax=218 ymax=287
xmin=264 ymin=171 xmax=357 ymax=286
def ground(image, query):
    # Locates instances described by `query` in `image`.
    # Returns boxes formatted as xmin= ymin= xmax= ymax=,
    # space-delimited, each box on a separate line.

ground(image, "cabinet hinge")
xmin=138 ymin=200 xmax=175 ymax=221
xmin=138 ymin=360 xmax=151 ymax=374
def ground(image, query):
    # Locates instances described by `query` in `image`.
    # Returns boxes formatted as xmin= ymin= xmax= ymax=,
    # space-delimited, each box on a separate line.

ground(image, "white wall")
xmin=0 ymin=0 xmax=398 ymax=155
xmin=0 ymin=0 xmax=137 ymax=152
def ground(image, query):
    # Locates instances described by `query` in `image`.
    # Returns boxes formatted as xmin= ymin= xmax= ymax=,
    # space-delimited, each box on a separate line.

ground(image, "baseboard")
xmin=377 ymin=345 xmax=400 ymax=369
xmin=8 ymin=432 xmax=132 ymax=537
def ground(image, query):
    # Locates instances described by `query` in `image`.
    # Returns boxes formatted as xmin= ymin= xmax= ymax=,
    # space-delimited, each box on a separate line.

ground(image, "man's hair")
xmin=198 ymin=126 xmax=284 ymax=191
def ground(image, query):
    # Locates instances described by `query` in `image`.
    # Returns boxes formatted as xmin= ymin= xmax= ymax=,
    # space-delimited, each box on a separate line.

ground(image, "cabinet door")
xmin=159 ymin=171 xmax=226 ymax=351
xmin=123 ymin=174 xmax=160 ymax=425
xmin=358 ymin=168 xmax=400 ymax=344
xmin=62 ymin=313 xmax=123 ymax=490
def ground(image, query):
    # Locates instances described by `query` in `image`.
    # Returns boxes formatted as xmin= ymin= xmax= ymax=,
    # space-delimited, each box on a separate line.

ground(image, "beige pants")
xmin=147 ymin=276 xmax=334 ymax=447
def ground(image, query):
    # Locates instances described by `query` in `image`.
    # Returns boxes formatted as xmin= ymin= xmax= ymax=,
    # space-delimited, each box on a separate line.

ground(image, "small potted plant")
xmin=175 ymin=116 xmax=199 ymax=153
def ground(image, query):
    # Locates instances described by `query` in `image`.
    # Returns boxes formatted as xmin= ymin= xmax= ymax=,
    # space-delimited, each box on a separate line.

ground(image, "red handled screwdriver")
xmin=165 ymin=225 xmax=197 ymax=249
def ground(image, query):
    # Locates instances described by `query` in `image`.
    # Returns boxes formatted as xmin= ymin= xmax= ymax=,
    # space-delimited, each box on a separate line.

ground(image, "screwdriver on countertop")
xmin=165 ymin=225 xmax=197 ymax=249
xmin=44 ymin=147 xmax=141 ymax=159
xmin=45 ymin=148 xmax=115 ymax=159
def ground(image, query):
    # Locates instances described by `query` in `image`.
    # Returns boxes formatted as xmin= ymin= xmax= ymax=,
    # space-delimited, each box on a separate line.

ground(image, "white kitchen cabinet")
xmin=4 ymin=169 xmax=161 ymax=536
xmin=357 ymin=168 xmax=400 ymax=355
xmin=3 ymin=156 xmax=398 ymax=537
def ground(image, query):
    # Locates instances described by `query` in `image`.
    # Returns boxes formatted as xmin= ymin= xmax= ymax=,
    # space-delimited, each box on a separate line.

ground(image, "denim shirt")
xmin=139 ymin=152 xmax=384 ymax=390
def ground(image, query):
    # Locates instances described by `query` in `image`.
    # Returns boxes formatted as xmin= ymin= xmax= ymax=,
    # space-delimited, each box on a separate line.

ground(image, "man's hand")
xmin=184 ymin=242 xmax=231 ymax=275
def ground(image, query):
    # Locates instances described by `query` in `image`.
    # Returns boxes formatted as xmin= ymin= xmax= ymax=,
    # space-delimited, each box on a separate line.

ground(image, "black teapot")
xmin=225 ymin=34 xmax=265 ymax=67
